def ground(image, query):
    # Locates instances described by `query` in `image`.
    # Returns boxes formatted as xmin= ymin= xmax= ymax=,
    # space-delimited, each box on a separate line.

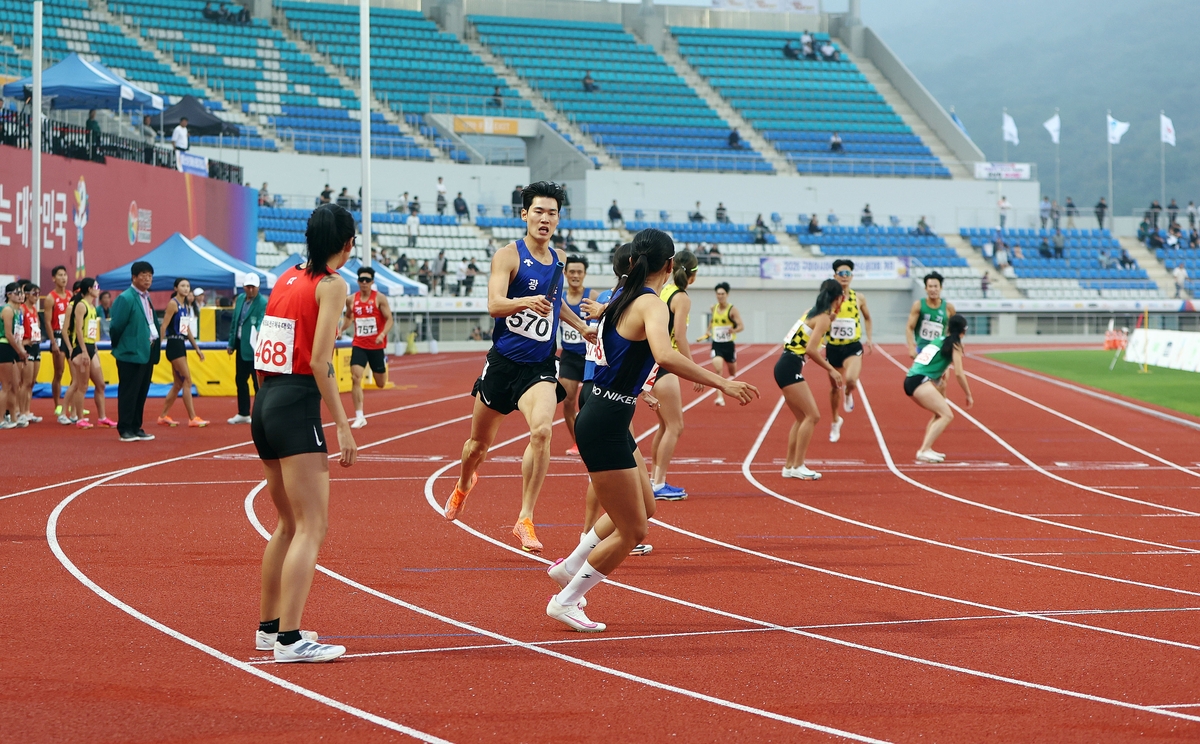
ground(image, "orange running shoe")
xmin=158 ymin=415 xmax=178 ymax=427
xmin=443 ymin=472 xmax=477 ymax=521
xmin=513 ymin=518 xmax=543 ymax=554
xmin=188 ymin=417 xmax=209 ymax=428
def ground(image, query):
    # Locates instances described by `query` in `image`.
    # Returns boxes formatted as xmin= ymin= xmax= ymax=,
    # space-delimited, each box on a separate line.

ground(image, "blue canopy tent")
xmin=97 ymin=233 xmax=275 ymax=292
xmin=344 ymin=258 xmax=426 ymax=297
xmin=3 ymin=53 xmax=163 ymax=112
xmin=189 ymin=234 xmax=275 ymax=289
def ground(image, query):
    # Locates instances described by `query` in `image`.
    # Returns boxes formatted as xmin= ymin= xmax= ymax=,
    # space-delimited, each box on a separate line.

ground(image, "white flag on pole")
xmin=1107 ymin=114 xmax=1130 ymax=144
xmin=1043 ymin=113 xmax=1060 ymax=144
xmin=1161 ymin=113 xmax=1176 ymax=146
xmin=1002 ymin=112 xmax=1019 ymax=145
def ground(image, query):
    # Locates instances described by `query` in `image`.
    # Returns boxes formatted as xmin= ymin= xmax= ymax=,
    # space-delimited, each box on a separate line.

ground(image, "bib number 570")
xmin=507 ymin=308 xmax=552 ymax=342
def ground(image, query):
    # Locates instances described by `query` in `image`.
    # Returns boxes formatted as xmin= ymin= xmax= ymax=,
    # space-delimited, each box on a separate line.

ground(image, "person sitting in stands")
xmin=728 ymin=129 xmax=743 ymax=149
xmin=1149 ymin=231 xmax=1165 ymax=251
xmin=708 ymin=245 xmax=722 ymax=265
xmin=258 ymin=182 xmax=271 ymax=207
xmin=820 ymin=42 xmax=840 ymax=61
xmin=1118 ymin=248 xmax=1135 ymax=270
xmin=915 ymin=216 xmax=931 ymax=235
xmin=783 ymin=41 xmax=801 ymax=60
xmin=801 ymin=31 xmax=814 ymax=47
xmin=608 ymin=200 xmax=623 ymax=227
xmin=217 ymin=3 xmax=229 ymax=22
xmin=202 ymin=2 xmax=219 ymax=20
xmin=1053 ymin=228 xmax=1065 ymax=258
xmin=454 ymin=192 xmax=470 ymax=223
xmin=715 ymin=203 xmax=729 ymax=223
xmin=1098 ymin=248 xmax=1116 ymax=269
xmin=753 ymin=215 xmax=770 ymax=245
xmin=336 ymin=187 xmax=353 ymax=209
xmin=860 ymin=204 xmax=874 ymax=226
xmin=803 ymin=40 xmax=816 ymax=59
xmin=689 ymin=202 xmax=706 ymax=222
xmin=319 ymin=184 xmax=332 ymax=204
xmin=1037 ymin=237 xmax=1052 ymax=258
xmin=582 ymin=72 xmax=599 ymax=93
xmin=489 ymin=87 xmax=503 ymax=107
xmin=807 ymin=214 xmax=822 ymax=234
xmin=829 ymin=131 xmax=843 ymax=152
xmin=1137 ymin=218 xmax=1151 ymax=243
xmin=1190 ymin=230 xmax=1200 ymax=250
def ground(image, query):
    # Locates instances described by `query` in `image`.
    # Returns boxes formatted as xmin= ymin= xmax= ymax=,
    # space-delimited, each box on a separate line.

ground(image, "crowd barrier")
xmin=1123 ymin=328 xmax=1200 ymax=372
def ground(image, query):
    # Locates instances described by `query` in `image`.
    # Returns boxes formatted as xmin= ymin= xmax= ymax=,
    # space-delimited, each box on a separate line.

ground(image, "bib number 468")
xmin=255 ymin=315 xmax=296 ymax=374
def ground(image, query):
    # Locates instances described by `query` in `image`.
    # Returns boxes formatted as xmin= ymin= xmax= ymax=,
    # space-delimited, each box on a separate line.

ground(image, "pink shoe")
xmin=75 ymin=418 xmax=94 ymax=429
xmin=98 ymin=417 xmax=117 ymax=428
xmin=566 ymin=445 xmax=580 ymax=456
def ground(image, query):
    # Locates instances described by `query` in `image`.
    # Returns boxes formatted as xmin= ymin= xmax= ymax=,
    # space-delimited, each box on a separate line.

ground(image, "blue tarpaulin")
xmin=97 ymin=233 xmax=274 ymax=292
xmin=3 ymin=53 xmax=164 ymax=112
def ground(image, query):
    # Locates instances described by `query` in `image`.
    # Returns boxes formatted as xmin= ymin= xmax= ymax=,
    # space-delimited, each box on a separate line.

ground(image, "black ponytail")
xmin=305 ymin=203 xmax=356 ymax=277
xmin=941 ymin=314 xmax=968 ymax=360
xmin=603 ymin=229 xmax=674 ymax=328
xmin=611 ymin=242 xmax=633 ymax=278
xmin=671 ymin=249 xmax=698 ymax=290
xmin=807 ymin=278 xmax=844 ymax=319
xmin=66 ymin=277 xmax=95 ymax=346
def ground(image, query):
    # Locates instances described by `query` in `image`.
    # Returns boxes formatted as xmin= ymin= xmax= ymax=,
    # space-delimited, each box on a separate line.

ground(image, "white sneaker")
xmin=844 ymin=392 xmax=855 ymax=413
xmin=784 ymin=465 xmax=821 ymax=480
xmin=27 ymin=414 xmax=42 ymax=423
xmin=0 ymin=420 xmax=16 ymax=430
xmin=927 ymin=449 xmax=946 ymax=460
xmin=630 ymin=544 xmax=653 ymax=556
xmin=829 ymin=417 xmax=843 ymax=443
xmin=350 ymin=416 xmax=368 ymax=430
xmin=57 ymin=414 xmax=72 ymax=425
xmin=273 ymin=638 xmax=346 ymax=663
xmin=916 ymin=449 xmax=945 ymax=463
xmin=546 ymin=596 xmax=605 ymax=633
xmin=547 ymin=559 xmax=586 ymax=608
xmin=256 ymin=629 xmax=318 ymax=651
xmin=227 ymin=414 xmax=251 ymax=425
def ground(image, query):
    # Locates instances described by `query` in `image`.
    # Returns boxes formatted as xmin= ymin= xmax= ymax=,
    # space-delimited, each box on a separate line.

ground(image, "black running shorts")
xmin=710 ymin=342 xmax=736 ymax=363
xmin=473 ymin=347 xmax=565 ymax=415
xmin=70 ymin=342 xmax=96 ymax=359
xmin=24 ymin=344 xmax=40 ymax=362
xmin=825 ymin=340 xmax=863 ymax=369
xmin=773 ymin=350 xmax=806 ymax=389
xmin=252 ymin=374 xmax=328 ymax=461
xmin=578 ymin=380 xmax=594 ymax=408
xmin=903 ymin=374 xmax=929 ymax=397
xmin=0 ymin=343 xmax=19 ymax=364
xmin=165 ymin=336 xmax=188 ymax=362
xmin=54 ymin=331 xmax=69 ymax=356
xmin=575 ymin=387 xmax=639 ymax=472
xmin=558 ymin=349 xmax=586 ymax=382
xmin=351 ymin=346 xmax=387 ymax=374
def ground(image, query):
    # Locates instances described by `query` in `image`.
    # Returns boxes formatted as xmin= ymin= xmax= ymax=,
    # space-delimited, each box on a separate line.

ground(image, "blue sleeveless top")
xmin=592 ymin=287 xmax=658 ymax=398
xmin=560 ymin=294 xmax=587 ymax=355
xmin=167 ymin=299 xmax=193 ymax=338
xmin=492 ymin=239 xmax=564 ymax=363
xmin=582 ymin=287 xmax=613 ymax=383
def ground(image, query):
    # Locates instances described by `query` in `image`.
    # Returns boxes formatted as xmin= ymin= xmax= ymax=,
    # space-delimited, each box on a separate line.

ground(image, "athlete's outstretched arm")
xmin=486 ymin=244 xmax=551 ymax=318
xmin=904 ymin=300 xmax=921 ymax=357
xmin=313 ymin=273 xmax=356 ymax=467
xmin=952 ymin=347 xmax=973 ymax=408
xmin=642 ymin=298 xmax=757 ymax=404
xmin=804 ymin=314 xmax=843 ymax=386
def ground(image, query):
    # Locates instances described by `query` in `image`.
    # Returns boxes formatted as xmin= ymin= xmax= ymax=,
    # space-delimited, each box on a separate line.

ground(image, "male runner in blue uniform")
xmin=444 ymin=182 xmax=595 ymax=553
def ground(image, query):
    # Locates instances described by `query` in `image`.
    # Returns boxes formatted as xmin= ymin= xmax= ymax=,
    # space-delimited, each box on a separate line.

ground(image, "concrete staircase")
xmin=1118 ymin=236 xmax=1175 ymax=297
xmin=656 ymin=43 xmax=794 ymax=176
xmin=841 ymin=48 xmax=971 ymax=180
xmin=943 ymin=233 xmax=1021 ymax=298
xmin=462 ymin=35 xmax=616 ymax=169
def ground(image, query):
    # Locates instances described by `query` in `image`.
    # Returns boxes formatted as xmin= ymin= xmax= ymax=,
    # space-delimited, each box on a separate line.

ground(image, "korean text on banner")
xmin=760 ymin=256 xmax=909 ymax=281
xmin=176 ymin=151 xmax=209 ymax=178
xmin=974 ymin=162 xmax=1032 ymax=181
xmin=1123 ymin=328 xmax=1200 ymax=372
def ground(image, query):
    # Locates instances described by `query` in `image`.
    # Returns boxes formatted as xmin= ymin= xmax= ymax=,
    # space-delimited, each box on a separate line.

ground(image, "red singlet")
xmin=23 ymin=306 xmax=42 ymax=344
xmin=351 ymin=289 xmax=387 ymax=350
xmin=48 ymin=290 xmax=70 ymax=333
xmin=255 ymin=265 xmax=333 ymax=378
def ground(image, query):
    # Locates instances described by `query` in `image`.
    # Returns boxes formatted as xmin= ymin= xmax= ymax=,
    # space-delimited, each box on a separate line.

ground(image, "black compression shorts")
xmin=70 ymin=342 xmax=96 ymax=359
xmin=825 ymin=340 xmax=863 ymax=369
xmin=0 ymin=343 xmax=19 ymax=364
xmin=773 ymin=350 xmax=806 ymax=389
xmin=558 ymin=349 xmax=586 ymax=382
xmin=24 ymin=344 xmax=41 ymax=362
xmin=252 ymin=375 xmax=328 ymax=460
xmin=579 ymin=380 xmax=594 ymax=408
xmin=710 ymin=342 xmax=736 ymax=363
xmin=473 ymin=347 xmax=565 ymax=415
xmin=351 ymin=346 xmax=388 ymax=374
xmin=165 ymin=337 xmax=188 ymax=362
xmin=575 ymin=387 xmax=639 ymax=472
xmin=903 ymin=374 xmax=929 ymax=397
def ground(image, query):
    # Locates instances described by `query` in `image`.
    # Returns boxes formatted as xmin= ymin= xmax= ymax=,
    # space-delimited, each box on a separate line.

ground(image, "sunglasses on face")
xmin=836 ymin=270 xmax=853 ymax=277
xmin=357 ymin=277 xmax=372 ymax=283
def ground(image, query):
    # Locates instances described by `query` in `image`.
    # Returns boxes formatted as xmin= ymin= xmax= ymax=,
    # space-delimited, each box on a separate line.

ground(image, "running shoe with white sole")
xmin=829 ymin=417 xmax=843 ymax=443
xmin=652 ymin=483 xmax=687 ymax=501
xmin=256 ymin=629 xmax=319 ymax=651
xmin=630 ymin=544 xmax=653 ymax=556
xmin=273 ymin=639 xmax=346 ymax=663
xmin=57 ymin=414 xmax=72 ymax=426
xmin=227 ymin=414 xmax=252 ymax=425
xmin=27 ymin=414 xmax=42 ymax=423
xmin=565 ymin=444 xmax=579 ymax=456
xmin=513 ymin=518 xmax=543 ymax=553
xmin=443 ymin=472 xmax=478 ymax=521
xmin=784 ymin=465 xmax=821 ymax=480
xmin=547 ymin=558 xmax=586 ymax=609
xmin=350 ymin=416 xmax=367 ymax=430
xmin=546 ymin=597 xmax=605 ymax=633
xmin=0 ymin=420 xmax=16 ymax=430
xmin=844 ymin=392 xmax=855 ymax=413
xmin=916 ymin=450 xmax=945 ymax=463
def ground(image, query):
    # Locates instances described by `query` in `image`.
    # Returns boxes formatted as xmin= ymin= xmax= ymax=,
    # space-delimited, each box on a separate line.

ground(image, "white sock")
xmin=355 ymin=410 xmax=364 ymax=419
xmin=563 ymin=528 xmax=600 ymax=575
xmin=555 ymin=560 xmax=606 ymax=607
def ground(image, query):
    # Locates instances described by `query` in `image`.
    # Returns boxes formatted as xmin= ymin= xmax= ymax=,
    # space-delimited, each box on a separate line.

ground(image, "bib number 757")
xmin=507 ymin=308 xmax=553 ymax=342
xmin=255 ymin=315 xmax=296 ymax=374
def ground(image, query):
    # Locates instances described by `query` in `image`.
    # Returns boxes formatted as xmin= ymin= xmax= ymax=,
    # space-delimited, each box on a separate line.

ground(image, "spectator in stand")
xmin=690 ymin=202 xmax=706 ymax=222
xmin=1039 ymin=196 xmax=1051 ymax=229
xmin=994 ymin=239 xmax=1009 ymax=268
xmin=1037 ymin=236 xmax=1052 ymax=258
xmin=217 ymin=3 xmax=229 ymax=22
xmin=708 ymin=244 xmax=722 ymax=265
xmin=860 ymin=204 xmax=874 ymax=226
xmin=715 ymin=203 xmax=729 ymax=223
xmin=998 ymin=196 xmax=1012 ymax=229
xmin=827 ymin=208 xmax=839 ymax=225
xmin=801 ymin=31 xmax=814 ymax=47
xmin=1118 ymin=248 xmax=1135 ymax=270
xmin=510 ymin=185 xmax=523 ymax=217
xmin=336 ymin=188 xmax=353 ymax=209
xmin=980 ymin=271 xmax=990 ymax=298
xmin=171 ymin=117 xmax=189 ymax=152
xmin=406 ymin=209 xmax=420 ymax=248
xmin=436 ymin=176 xmax=447 ymax=200
xmin=753 ymin=214 xmax=770 ymax=244
xmin=409 ymin=195 xmax=421 ymax=214
xmin=396 ymin=253 xmax=409 ymax=275
xmin=453 ymin=192 xmax=470 ymax=223
xmin=1098 ymin=248 xmax=1116 ymax=269
xmin=915 ymin=216 xmax=931 ymax=236
xmin=319 ymin=184 xmax=333 ymax=204
xmin=829 ymin=131 xmax=843 ymax=152
xmin=202 ymin=2 xmax=219 ymax=20
xmin=431 ymin=250 xmax=446 ymax=296
xmin=225 ymin=272 xmax=265 ymax=425
xmin=560 ymin=186 xmax=571 ymax=220
xmin=807 ymin=214 xmax=822 ymax=234
xmin=436 ymin=191 xmax=447 ymax=215
xmin=140 ymin=114 xmax=158 ymax=164
xmin=802 ymin=39 xmax=816 ymax=59
xmin=1149 ymin=199 xmax=1162 ymax=229
xmin=1167 ymin=198 xmax=1179 ymax=225
xmin=582 ymin=71 xmax=599 ymax=93
xmin=110 ymin=261 xmax=159 ymax=442
xmin=1190 ymin=230 xmax=1200 ymax=250
xmin=1053 ymin=228 xmax=1065 ymax=258
xmin=417 ymin=260 xmax=431 ymax=290
xmin=465 ymin=259 xmax=478 ymax=296
xmin=1010 ymin=241 xmax=1023 ymax=260
xmin=97 ymin=290 xmax=113 ymax=340
xmin=1050 ymin=199 xmax=1061 ymax=230
xmin=258 ymin=182 xmax=271 ymax=207
xmin=696 ymin=242 xmax=710 ymax=265
xmin=1137 ymin=217 xmax=1151 ymax=243
xmin=783 ymin=40 xmax=800 ymax=60
xmin=728 ymin=129 xmax=743 ymax=149
xmin=1064 ymin=196 xmax=1077 ymax=228
xmin=1188 ymin=200 xmax=1198 ymax=230
xmin=608 ymin=200 xmax=623 ymax=228
xmin=819 ymin=41 xmax=839 ymax=61
xmin=1095 ymin=197 xmax=1107 ymax=229
xmin=485 ymin=238 xmax=497 ymax=258
xmin=489 ymin=86 xmax=503 ymax=107
xmin=454 ymin=257 xmax=468 ymax=296
xmin=1150 ymin=230 xmax=1166 ymax=251
xmin=564 ymin=229 xmax=578 ymax=253
xmin=85 ymin=109 xmax=101 ymax=148
xmin=1174 ymin=263 xmax=1189 ymax=298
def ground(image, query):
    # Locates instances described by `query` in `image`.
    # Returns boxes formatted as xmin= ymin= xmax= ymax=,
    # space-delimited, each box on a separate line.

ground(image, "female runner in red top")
xmin=252 ymin=203 xmax=358 ymax=663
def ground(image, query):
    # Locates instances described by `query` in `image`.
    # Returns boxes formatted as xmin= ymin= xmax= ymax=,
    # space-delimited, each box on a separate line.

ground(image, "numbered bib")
xmin=712 ymin=325 xmax=733 ymax=343
xmin=642 ymin=364 xmax=659 ymax=393
xmin=255 ymin=315 xmax=296 ymax=374
xmin=784 ymin=319 xmax=813 ymax=344
xmin=85 ymin=318 xmax=100 ymax=342
xmin=188 ymin=316 xmax=199 ymax=338
xmin=592 ymin=319 xmax=610 ymax=367
xmin=57 ymin=312 xmax=66 ymax=331
xmin=914 ymin=343 xmax=939 ymax=365
xmin=918 ymin=319 xmax=943 ymax=341
xmin=506 ymin=308 xmax=553 ymax=342
xmin=561 ymin=325 xmax=583 ymax=346
xmin=584 ymin=326 xmax=600 ymax=362
xmin=355 ymin=316 xmax=378 ymax=338
xmin=829 ymin=317 xmax=857 ymax=340
xmin=29 ymin=320 xmax=41 ymax=344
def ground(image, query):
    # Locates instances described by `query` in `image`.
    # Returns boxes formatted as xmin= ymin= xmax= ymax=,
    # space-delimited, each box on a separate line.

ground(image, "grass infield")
xmin=985 ymin=349 xmax=1200 ymax=418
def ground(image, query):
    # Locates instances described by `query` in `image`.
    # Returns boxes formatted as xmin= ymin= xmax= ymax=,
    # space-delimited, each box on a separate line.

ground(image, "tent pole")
xmin=31 ymin=0 xmax=43 ymax=283
xmin=359 ymin=0 xmax=372 ymax=264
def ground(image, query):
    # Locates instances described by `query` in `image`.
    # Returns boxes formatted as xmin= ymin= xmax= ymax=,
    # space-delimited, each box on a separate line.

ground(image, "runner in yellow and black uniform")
xmin=698 ymin=281 xmax=744 ymax=407
xmin=648 ymin=249 xmax=698 ymax=501
xmin=824 ymin=259 xmax=873 ymax=444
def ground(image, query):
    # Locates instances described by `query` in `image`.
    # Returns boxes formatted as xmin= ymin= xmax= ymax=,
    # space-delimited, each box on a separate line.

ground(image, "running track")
xmin=4 ymin=345 xmax=1199 ymax=742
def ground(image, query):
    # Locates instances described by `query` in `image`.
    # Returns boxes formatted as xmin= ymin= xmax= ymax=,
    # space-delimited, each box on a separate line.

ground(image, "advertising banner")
xmin=0 ymin=144 xmax=257 ymax=287
xmin=712 ymin=0 xmax=817 ymax=11
xmin=453 ymin=115 xmax=523 ymax=136
xmin=974 ymin=162 xmax=1032 ymax=181
xmin=176 ymin=150 xmax=209 ymax=177
xmin=760 ymin=255 xmax=909 ymax=281
xmin=1123 ymin=328 xmax=1200 ymax=372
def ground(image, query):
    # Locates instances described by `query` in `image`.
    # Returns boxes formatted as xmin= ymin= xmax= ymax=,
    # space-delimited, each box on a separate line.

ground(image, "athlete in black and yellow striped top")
xmin=699 ymin=282 xmax=745 ymax=407
xmin=649 ymin=249 xmax=698 ymax=500
xmin=825 ymin=259 xmax=873 ymax=444
xmin=772 ymin=279 xmax=845 ymax=481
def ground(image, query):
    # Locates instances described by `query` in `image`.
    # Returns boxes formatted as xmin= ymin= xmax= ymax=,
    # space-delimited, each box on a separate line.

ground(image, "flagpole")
xmin=1107 ymin=109 xmax=1114 ymax=232
xmin=1054 ymin=107 xmax=1060 ymax=205
xmin=1002 ymin=106 xmax=1008 ymax=162
xmin=31 ymin=0 xmax=43 ymax=283
xmin=1160 ymin=110 xmax=1166 ymax=209
xmin=359 ymin=0 xmax=372 ymax=265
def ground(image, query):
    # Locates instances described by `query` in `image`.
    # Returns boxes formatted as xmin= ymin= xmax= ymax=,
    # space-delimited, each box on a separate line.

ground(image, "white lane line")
xmin=1151 ymin=704 xmax=1200 ymax=709
xmin=245 ymin=483 xmax=887 ymax=743
xmin=969 ymin=353 xmax=1200 ymax=435
xmin=874 ymin=347 xmax=1200 ymax=518
xmin=2 ymin=393 xmax=469 ymax=504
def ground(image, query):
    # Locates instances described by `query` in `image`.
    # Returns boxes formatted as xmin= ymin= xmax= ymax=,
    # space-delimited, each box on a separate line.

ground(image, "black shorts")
xmin=165 ymin=336 xmax=188 ymax=361
xmin=575 ymin=388 xmax=639 ymax=472
xmin=654 ymin=365 xmax=671 ymax=383
xmin=710 ymin=342 xmax=736 ymax=363
xmin=773 ymin=350 xmax=806 ymax=388
xmin=0 ymin=343 xmax=19 ymax=364
xmin=351 ymin=346 xmax=388 ymax=374
xmin=53 ymin=331 xmax=69 ymax=355
xmin=252 ymin=375 xmax=327 ymax=461
xmin=70 ymin=343 xmax=97 ymax=359
xmin=25 ymin=344 xmax=41 ymax=362
xmin=558 ymin=349 xmax=586 ymax=382
xmin=825 ymin=341 xmax=863 ymax=369
xmin=904 ymin=375 xmax=930 ymax=397
xmin=473 ymin=347 xmax=565 ymax=415
xmin=579 ymin=380 xmax=594 ymax=408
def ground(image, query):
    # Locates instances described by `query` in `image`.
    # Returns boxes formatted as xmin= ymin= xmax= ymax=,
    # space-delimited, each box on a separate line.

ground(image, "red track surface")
xmin=4 ymin=345 xmax=1200 ymax=742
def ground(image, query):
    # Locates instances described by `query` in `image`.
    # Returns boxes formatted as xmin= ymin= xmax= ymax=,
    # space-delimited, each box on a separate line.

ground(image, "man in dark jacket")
xmin=109 ymin=261 xmax=159 ymax=441
xmin=226 ymin=272 xmax=267 ymax=424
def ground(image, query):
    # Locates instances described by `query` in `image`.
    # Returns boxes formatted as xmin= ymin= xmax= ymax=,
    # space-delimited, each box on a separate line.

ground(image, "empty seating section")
xmin=471 ymin=15 xmax=771 ymax=173
xmin=791 ymin=224 xmax=966 ymax=266
xmin=673 ymin=28 xmax=949 ymax=178
xmin=960 ymin=227 xmax=1161 ymax=299
xmin=266 ymin=104 xmax=431 ymax=159
xmin=481 ymin=219 xmax=622 ymax=251
xmin=4 ymin=0 xmax=203 ymax=103
xmin=0 ymin=41 xmax=31 ymax=77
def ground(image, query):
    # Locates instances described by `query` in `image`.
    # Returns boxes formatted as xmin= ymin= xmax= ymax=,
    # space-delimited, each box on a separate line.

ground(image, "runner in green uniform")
xmin=902 ymin=315 xmax=973 ymax=463
xmin=905 ymin=271 xmax=955 ymax=357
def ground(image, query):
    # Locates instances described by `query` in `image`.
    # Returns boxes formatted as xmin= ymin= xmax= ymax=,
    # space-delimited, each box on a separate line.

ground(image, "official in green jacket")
xmin=108 ymin=260 xmax=159 ymax=441
xmin=226 ymin=272 xmax=267 ymax=424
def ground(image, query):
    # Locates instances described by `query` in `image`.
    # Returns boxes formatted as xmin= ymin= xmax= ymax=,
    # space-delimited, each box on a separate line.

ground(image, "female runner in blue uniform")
xmin=558 ymin=254 xmax=597 ymax=456
xmin=545 ymin=229 xmax=758 ymax=632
